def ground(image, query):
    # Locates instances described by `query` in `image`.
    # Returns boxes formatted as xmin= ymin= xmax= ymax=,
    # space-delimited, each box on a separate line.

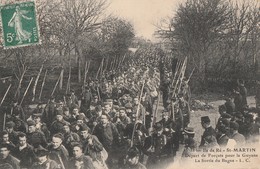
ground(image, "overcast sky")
xmin=107 ymin=0 xmax=183 ymax=41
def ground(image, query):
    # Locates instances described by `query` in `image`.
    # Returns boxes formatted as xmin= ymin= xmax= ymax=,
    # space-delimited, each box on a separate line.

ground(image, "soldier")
xmin=13 ymin=132 xmax=36 ymax=168
xmin=199 ymin=116 xmax=216 ymax=148
xmin=0 ymin=143 xmax=20 ymax=169
xmin=224 ymin=97 xmax=235 ymax=115
xmin=43 ymin=96 xmax=57 ymax=128
xmin=255 ymin=80 xmax=260 ymax=111
xmin=237 ymin=79 xmax=247 ymax=108
xmin=233 ymin=88 xmax=243 ymax=113
xmin=9 ymin=100 xmax=25 ymax=122
xmin=178 ymin=94 xmax=190 ymax=128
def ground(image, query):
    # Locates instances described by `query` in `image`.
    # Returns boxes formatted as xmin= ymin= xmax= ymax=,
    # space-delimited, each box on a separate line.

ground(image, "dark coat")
xmin=0 ymin=155 xmax=20 ymax=169
xmin=217 ymin=134 xmax=229 ymax=147
xmin=199 ymin=126 xmax=216 ymax=147
xmin=69 ymin=155 xmax=95 ymax=169
xmin=12 ymin=144 xmax=36 ymax=168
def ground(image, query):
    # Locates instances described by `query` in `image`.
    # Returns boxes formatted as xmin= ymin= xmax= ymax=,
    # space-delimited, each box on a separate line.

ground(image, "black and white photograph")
xmin=0 ymin=0 xmax=259 ymax=169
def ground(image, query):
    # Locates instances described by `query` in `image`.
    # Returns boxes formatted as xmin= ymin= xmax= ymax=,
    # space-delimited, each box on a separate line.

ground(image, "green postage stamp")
xmin=0 ymin=1 xmax=40 ymax=48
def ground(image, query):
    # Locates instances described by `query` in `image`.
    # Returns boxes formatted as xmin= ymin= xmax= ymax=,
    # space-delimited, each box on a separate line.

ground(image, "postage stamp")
xmin=0 ymin=1 xmax=40 ymax=48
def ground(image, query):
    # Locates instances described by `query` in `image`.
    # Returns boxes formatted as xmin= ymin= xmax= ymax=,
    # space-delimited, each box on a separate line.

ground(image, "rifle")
xmin=187 ymin=67 xmax=195 ymax=83
xmin=152 ymin=92 xmax=160 ymax=126
xmin=130 ymin=81 xmax=145 ymax=147
xmin=51 ymin=70 xmax=62 ymax=96
xmin=1 ymin=84 xmax=12 ymax=131
xmin=20 ymin=77 xmax=34 ymax=106
xmin=14 ymin=68 xmax=27 ymax=99
xmin=32 ymin=64 xmax=43 ymax=101
xmin=39 ymin=69 xmax=48 ymax=100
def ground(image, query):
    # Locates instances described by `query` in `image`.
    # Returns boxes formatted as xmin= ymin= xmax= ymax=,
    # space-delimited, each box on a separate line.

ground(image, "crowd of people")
xmin=0 ymin=57 xmax=259 ymax=169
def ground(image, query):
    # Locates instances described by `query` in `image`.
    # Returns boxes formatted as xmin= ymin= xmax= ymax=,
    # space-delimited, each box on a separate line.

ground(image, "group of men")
xmin=0 ymin=54 xmax=260 ymax=169
xmin=0 ymin=62 xmax=192 ymax=169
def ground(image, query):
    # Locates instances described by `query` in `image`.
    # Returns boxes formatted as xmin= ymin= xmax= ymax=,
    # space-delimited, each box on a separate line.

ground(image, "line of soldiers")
xmin=0 ymin=61 xmax=192 ymax=169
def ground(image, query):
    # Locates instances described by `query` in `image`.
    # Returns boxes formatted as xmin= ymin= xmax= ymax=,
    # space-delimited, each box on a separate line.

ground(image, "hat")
xmin=80 ymin=124 xmax=90 ymax=132
xmin=201 ymin=116 xmax=210 ymax=123
xmin=113 ymin=105 xmax=120 ymax=110
xmin=27 ymin=120 xmax=36 ymax=126
xmin=0 ymin=143 xmax=12 ymax=150
xmin=76 ymin=114 xmax=85 ymax=121
xmin=34 ymin=145 xmax=49 ymax=157
xmin=184 ymin=127 xmax=195 ymax=135
xmin=5 ymin=121 xmax=15 ymax=128
xmin=95 ymin=105 xmax=102 ymax=112
xmin=106 ymin=99 xmax=113 ymax=103
xmin=125 ymin=103 xmax=132 ymax=109
xmin=93 ymin=95 xmax=98 ymax=99
xmin=63 ymin=107 xmax=69 ymax=111
xmin=56 ymin=110 xmax=63 ymax=116
xmin=32 ymin=113 xmax=42 ymax=118
xmin=127 ymin=146 xmax=140 ymax=158
xmin=230 ymin=121 xmax=239 ymax=130
xmin=154 ymin=123 xmax=163 ymax=131
xmin=119 ymin=107 xmax=126 ymax=111
xmin=221 ymin=113 xmax=232 ymax=119
xmin=53 ymin=133 xmax=64 ymax=141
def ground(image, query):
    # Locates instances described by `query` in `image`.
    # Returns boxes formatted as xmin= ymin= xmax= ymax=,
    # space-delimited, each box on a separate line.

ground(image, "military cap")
xmin=125 ymin=103 xmax=132 ymax=109
xmin=230 ymin=121 xmax=239 ymax=130
xmin=201 ymin=116 xmax=210 ymax=123
xmin=127 ymin=146 xmax=140 ymax=158
xmin=5 ymin=121 xmax=15 ymax=128
xmin=27 ymin=120 xmax=36 ymax=126
xmin=103 ymin=102 xmax=110 ymax=106
xmin=184 ymin=127 xmax=195 ymax=135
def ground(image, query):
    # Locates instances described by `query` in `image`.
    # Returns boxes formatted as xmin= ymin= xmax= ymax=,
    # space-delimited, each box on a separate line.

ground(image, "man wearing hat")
xmin=182 ymin=127 xmax=196 ymax=158
xmin=27 ymin=119 xmax=48 ymax=148
xmin=0 ymin=143 xmax=20 ymax=169
xmin=199 ymin=116 xmax=216 ymax=148
xmin=62 ymin=124 xmax=80 ymax=156
xmin=47 ymin=133 xmax=69 ymax=169
xmin=31 ymin=146 xmax=59 ymax=169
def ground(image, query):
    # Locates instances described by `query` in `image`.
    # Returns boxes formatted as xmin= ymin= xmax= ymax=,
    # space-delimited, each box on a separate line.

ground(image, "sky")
xmin=107 ymin=0 xmax=183 ymax=41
